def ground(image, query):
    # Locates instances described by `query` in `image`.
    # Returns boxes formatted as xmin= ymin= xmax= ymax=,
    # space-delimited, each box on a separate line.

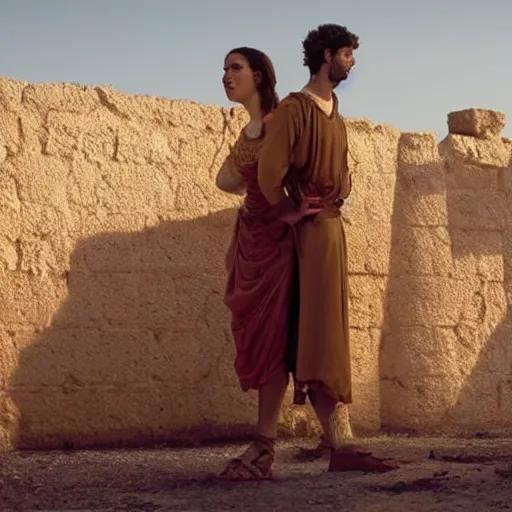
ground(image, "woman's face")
xmin=222 ymin=52 xmax=259 ymax=105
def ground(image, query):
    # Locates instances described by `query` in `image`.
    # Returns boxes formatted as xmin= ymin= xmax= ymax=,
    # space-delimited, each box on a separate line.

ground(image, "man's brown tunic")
xmin=258 ymin=92 xmax=353 ymax=404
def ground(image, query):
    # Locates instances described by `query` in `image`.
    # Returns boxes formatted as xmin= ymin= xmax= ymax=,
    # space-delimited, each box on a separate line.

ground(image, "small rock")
xmin=447 ymin=108 xmax=506 ymax=138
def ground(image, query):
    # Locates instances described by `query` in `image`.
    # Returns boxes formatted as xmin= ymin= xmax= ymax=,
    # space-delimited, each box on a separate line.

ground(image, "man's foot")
xmin=219 ymin=435 xmax=275 ymax=481
xmin=328 ymin=445 xmax=399 ymax=473
xmin=295 ymin=436 xmax=332 ymax=461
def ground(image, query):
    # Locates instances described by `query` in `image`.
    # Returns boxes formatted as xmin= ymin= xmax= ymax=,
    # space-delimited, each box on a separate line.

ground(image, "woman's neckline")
xmin=243 ymin=120 xmax=264 ymax=141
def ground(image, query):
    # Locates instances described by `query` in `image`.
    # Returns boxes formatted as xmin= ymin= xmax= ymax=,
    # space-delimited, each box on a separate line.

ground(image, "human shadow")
xmin=8 ymin=207 xmax=260 ymax=450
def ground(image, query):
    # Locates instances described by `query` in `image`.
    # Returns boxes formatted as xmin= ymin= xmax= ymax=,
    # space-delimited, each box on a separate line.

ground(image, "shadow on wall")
xmin=445 ymin=147 xmax=512 ymax=430
xmin=380 ymin=131 xmax=512 ymax=434
xmin=8 ymin=208 xmax=261 ymax=450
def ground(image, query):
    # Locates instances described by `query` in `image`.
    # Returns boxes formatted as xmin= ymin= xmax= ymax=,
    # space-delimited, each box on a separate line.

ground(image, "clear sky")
xmin=1 ymin=0 xmax=510 ymax=138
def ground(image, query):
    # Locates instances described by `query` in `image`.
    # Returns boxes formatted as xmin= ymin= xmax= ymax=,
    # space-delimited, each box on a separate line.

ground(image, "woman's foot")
xmin=219 ymin=435 xmax=275 ymax=481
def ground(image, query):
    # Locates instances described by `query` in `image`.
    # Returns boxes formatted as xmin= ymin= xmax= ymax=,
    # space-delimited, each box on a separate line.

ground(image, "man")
xmin=258 ymin=23 xmax=397 ymax=472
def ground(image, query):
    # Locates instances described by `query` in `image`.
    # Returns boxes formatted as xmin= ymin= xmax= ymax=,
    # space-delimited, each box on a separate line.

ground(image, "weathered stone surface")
xmin=390 ymin=226 xmax=454 ymax=276
xmin=447 ymin=108 xmax=506 ymax=138
xmin=345 ymin=222 xmax=391 ymax=275
xmin=398 ymin=132 xmax=440 ymax=167
xmin=385 ymin=276 xmax=472 ymax=327
xmin=451 ymin=229 xmax=505 ymax=281
xmin=0 ymin=76 xmax=511 ymax=449
xmin=0 ymin=77 xmax=26 ymax=111
xmin=348 ymin=275 xmax=387 ymax=329
xmin=447 ymin=189 xmax=509 ymax=230
xmin=440 ymin=134 xmax=511 ymax=168
xmin=380 ymin=326 xmax=462 ymax=431
xmin=393 ymin=161 xmax=448 ymax=227
xmin=349 ymin=327 xmax=381 ymax=432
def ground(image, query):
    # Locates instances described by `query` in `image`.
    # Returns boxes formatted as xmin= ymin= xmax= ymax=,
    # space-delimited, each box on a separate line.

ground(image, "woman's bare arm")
xmin=215 ymin=156 xmax=247 ymax=196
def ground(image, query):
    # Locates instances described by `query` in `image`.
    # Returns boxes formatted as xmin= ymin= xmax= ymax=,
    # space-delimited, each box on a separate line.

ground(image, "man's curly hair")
xmin=302 ymin=24 xmax=359 ymax=75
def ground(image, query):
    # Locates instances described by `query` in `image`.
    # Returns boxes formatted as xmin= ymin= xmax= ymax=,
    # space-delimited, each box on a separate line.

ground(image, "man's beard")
xmin=328 ymin=62 xmax=350 ymax=88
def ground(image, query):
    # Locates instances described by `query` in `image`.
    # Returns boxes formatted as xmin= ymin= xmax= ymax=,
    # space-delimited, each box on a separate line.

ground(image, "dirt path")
xmin=1 ymin=436 xmax=512 ymax=511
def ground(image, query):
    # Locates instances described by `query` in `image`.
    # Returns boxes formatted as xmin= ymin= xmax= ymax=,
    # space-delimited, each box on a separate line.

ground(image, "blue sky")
xmin=1 ymin=0 xmax=510 ymax=138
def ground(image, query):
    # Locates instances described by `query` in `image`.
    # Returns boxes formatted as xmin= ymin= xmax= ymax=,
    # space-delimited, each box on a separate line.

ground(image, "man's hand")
xmin=279 ymin=198 xmax=322 ymax=225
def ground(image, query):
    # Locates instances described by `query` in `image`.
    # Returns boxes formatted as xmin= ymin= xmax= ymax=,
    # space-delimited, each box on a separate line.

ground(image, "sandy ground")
xmin=1 ymin=435 xmax=512 ymax=511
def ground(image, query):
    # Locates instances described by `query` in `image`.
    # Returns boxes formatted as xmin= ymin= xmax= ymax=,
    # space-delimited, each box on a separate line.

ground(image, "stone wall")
xmin=0 ymin=76 xmax=510 ymax=450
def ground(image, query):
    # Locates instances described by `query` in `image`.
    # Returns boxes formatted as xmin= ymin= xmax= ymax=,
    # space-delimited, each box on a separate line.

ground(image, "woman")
xmin=215 ymin=47 xmax=319 ymax=481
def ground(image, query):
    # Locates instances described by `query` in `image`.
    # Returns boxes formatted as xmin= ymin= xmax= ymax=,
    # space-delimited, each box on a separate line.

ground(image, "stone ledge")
xmin=440 ymin=134 xmax=512 ymax=169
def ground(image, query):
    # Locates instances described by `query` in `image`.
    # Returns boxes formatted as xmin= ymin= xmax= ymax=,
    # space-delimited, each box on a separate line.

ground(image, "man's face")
xmin=327 ymin=46 xmax=355 ymax=87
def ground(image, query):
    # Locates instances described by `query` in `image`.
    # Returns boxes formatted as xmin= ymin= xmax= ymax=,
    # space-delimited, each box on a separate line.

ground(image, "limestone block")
xmin=346 ymin=119 xmax=400 ymax=174
xmin=393 ymin=163 xmax=448 ymax=226
xmin=348 ymin=173 xmax=396 ymax=225
xmin=447 ymin=189 xmax=509 ymax=230
xmin=0 ymin=392 xmax=18 ymax=450
xmin=446 ymin=322 xmax=512 ymax=429
xmin=498 ymin=161 xmax=512 ymax=196
xmin=22 ymin=83 xmax=100 ymax=114
xmin=0 ymin=173 xmax=22 ymax=241
xmin=0 ymin=77 xmax=26 ymax=111
xmin=345 ymin=118 xmax=375 ymax=134
xmin=17 ymin=236 xmax=68 ymax=277
xmin=81 ymin=115 xmax=118 ymax=163
xmin=0 ymin=331 xmax=17 ymax=389
xmin=44 ymin=111 xmax=81 ymax=158
xmin=0 ymin=112 xmax=20 ymax=157
xmin=446 ymin=164 xmax=501 ymax=190
xmin=18 ymin=110 xmax=48 ymax=154
xmin=480 ymin=282 xmax=508 ymax=333
xmin=8 ymin=321 xmax=255 ymax=449
xmin=13 ymin=328 xmax=207 ymax=388
xmin=84 ymin=160 xmax=178 ymax=218
xmin=451 ymin=229 xmax=504 ymax=281
xmin=382 ymin=306 xmax=511 ymax=431
xmin=380 ymin=326 xmax=464 ymax=431
xmin=440 ymin=134 xmax=511 ymax=168
xmin=116 ymin=124 xmax=174 ymax=164
xmin=72 ymin=212 xmax=234 ymax=276
xmin=398 ymin=132 xmax=440 ymax=168
xmin=348 ymin=275 xmax=387 ymax=328
xmin=448 ymin=108 xmax=505 ymax=138
xmin=345 ymin=221 xmax=391 ymax=275
xmin=457 ymin=281 xmax=507 ymax=331
xmin=95 ymin=86 xmax=248 ymax=137
xmin=51 ymin=268 xmax=225 ymax=333
xmin=349 ymin=327 xmax=380 ymax=432
xmin=385 ymin=276 xmax=471 ymax=327
xmin=505 ymin=228 xmax=512 ymax=285
xmin=0 ymin=272 xmax=67 ymax=326
xmin=0 ymin=243 xmax=18 ymax=271
xmin=9 ymin=386 xmax=201 ymax=449
xmin=346 ymin=121 xmax=379 ymax=174
xmin=3 ymin=154 xmax=70 ymax=214
xmin=390 ymin=226 xmax=454 ymax=277
xmin=372 ymin=124 xmax=402 ymax=173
